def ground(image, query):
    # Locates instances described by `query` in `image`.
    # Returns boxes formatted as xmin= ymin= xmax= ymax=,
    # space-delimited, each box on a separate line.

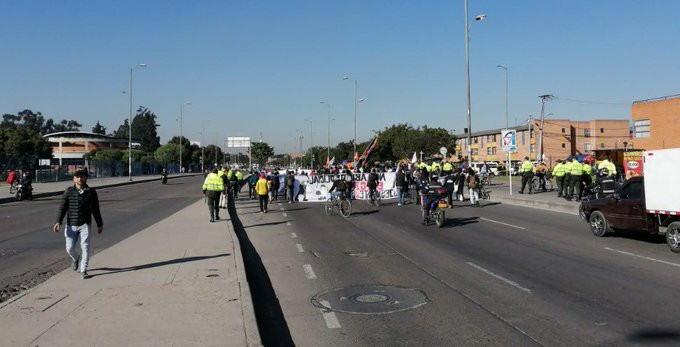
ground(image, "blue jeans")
xmin=396 ymin=187 xmax=404 ymax=205
xmin=65 ymin=224 xmax=91 ymax=272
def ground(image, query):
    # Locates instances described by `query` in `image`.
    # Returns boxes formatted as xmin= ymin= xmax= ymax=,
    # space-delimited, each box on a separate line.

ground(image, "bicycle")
xmin=532 ymin=173 xmax=553 ymax=192
xmin=9 ymin=181 xmax=18 ymax=195
xmin=480 ymin=173 xmax=491 ymax=186
xmin=478 ymin=182 xmax=491 ymax=200
xmin=325 ymin=193 xmax=352 ymax=217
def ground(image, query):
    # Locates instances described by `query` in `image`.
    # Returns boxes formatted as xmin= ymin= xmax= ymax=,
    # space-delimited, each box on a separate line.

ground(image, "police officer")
xmin=235 ymin=169 xmax=244 ymax=199
xmin=202 ymin=167 xmax=224 ymax=222
xmin=552 ymin=159 xmax=566 ymax=197
xmin=567 ymin=158 xmax=583 ymax=201
xmin=442 ymin=160 xmax=453 ymax=176
xmin=597 ymin=158 xmax=616 ymax=177
xmin=580 ymin=160 xmax=593 ymax=200
xmin=518 ymin=156 xmax=535 ymax=194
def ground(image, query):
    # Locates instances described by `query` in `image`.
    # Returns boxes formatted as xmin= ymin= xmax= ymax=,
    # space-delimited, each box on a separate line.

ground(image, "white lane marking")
xmin=303 ymin=264 xmax=317 ymax=279
xmin=291 ymin=232 xmax=297 ymax=238
xmin=283 ymin=213 xmax=288 ymax=217
xmin=466 ymin=262 xmax=532 ymax=293
xmin=480 ymin=217 xmax=526 ymax=230
xmin=296 ymin=244 xmax=304 ymax=253
xmin=286 ymin=221 xmax=292 ymax=226
xmin=604 ymin=247 xmax=680 ymax=268
xmin=319 ymin=300 xmax=341 ymax=329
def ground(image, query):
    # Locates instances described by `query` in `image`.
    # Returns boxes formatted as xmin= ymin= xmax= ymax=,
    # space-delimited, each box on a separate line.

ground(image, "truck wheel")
xmin=589 ymin=211 xmax=611 ymax=237
xmin=666 ymin=222 xmax=680 ymax=253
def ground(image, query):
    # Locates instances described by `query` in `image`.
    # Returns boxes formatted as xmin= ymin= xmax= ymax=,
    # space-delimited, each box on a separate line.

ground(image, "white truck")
xmin=580 ymin=148 xmax=680 ymax=252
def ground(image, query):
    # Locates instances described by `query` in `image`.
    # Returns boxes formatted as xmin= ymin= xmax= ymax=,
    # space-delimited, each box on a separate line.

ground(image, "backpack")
xmin=468 ymin=175 xmax=478 ymax=189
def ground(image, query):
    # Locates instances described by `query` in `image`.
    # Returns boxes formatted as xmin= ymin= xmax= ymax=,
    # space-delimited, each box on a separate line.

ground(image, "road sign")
xmin=501 ymin=129 xmax=517 ymax=153
xmin=227 ymin=136 xmax=251 ymax=148
xmin=439 ymin=147 xmax=448 ymax=156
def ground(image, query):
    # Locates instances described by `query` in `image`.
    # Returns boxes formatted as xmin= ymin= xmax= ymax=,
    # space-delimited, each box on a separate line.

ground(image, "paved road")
xmin=236 ymin=197 xmax=680 ymax=346
xmin=0 ymin=175 xmax=204 ymax=302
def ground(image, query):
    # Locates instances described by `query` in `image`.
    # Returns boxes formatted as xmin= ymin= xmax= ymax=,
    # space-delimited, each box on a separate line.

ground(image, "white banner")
xmin=298 ymin=172 xmax=397 ymax=202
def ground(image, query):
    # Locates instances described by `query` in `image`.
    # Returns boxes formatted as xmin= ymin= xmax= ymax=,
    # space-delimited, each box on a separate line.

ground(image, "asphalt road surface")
xmin=0 ymin=175 xmax=203 ymax=302
xmin=236 ymin=196 xmax=680 ymax=346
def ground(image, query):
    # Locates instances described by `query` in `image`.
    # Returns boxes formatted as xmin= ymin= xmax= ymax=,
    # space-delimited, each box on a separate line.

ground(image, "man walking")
xmin=53 ymin=169 xmax=103 ymax=280
xmin=255 ymin=173 xmax=269 ymax=213
xmin=552 ymin=159 xmax=566 ymax=197
xmin=203 ymin=167 xmax=224 ymax=222
xmin=286 ymin=171 xmax=295 ymax=204
xmin=248 ymin=171 xmax=259 ymax=199
xmin=518 ymin=156 xmax=535 ymax=194
xmin=567 ymin=158 xmax=583 ymax=201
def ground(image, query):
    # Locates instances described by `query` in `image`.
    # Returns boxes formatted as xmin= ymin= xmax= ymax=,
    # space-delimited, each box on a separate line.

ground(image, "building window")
xmin=584 ymin=143 xmax=592 ymax=152
xmin=487 ymin=147 xmax=496 ymax=155
xmin=480 ymin=137 xmax=484 ymax=147
xmin=471 ymin=148 xmax=478 ymax=156
xmin=530 ymin=144 xmax=534 ymax=153
xmin=561 ymin=143 xmax=566 ymax=148
xmin=486 ymin=134 xmax=496 ymax=142
xmin=584 ymin=128 xmax=591 ymax=137
xmin=600 ymin=143 xmax=605 ymax=148
xmin=561 ymin=128 xmax=565 ymax=133
xmin=530 ymin=130 xmax=534 ymax=139
xmin=634 ymin=119 xmax=650 ymax=138
xmin=600 ymin=128 xmax=604 ymax=133
xmin=472 ymin=137 xmax=479 ymax=144
xmin=521 ymin=131 xmax=525 ymax=145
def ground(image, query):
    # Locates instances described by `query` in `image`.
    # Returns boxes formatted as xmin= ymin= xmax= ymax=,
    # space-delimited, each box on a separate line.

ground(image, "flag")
xmin=325 ymin=157 xmax=330 ymax=167
xmin=353 ymin=152 xmax=359 ymax=162
xmin=411 ymin=152 xmax=418 ymax=164
xmin=355 ymin=135 xmax=379 ymax=169
xmin=328 ymin=156 xmax=335 ymax=168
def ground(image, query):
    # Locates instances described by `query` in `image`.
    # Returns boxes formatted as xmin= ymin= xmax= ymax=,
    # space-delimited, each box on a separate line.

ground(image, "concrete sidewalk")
xmin=0 ymin=174 xmax=197 ymax=204
xmin=486 ymin=180 xmax=580 ymax=214
xmin=0 ymin=199 xmax=261 ymax=346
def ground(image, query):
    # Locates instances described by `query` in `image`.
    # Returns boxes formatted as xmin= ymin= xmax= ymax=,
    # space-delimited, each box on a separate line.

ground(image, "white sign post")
xmin=227 ymin=136 xmax=252 ymax=168
xmin=501 ymin=130 xmax=517 ymax=195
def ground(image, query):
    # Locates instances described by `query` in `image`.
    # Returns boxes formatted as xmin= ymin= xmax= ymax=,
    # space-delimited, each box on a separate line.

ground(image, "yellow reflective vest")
xmin=520 ymin=161 xmax=535 ymax=173
xmin=598 ymin=160 xmax=616 ymax=176
xmin=235 ymin=171 xmax=244 ymax=181
xmin=570 ymin=160 xmax=583 ymax=175
xmin=443 ymin=163 xmax=453 ymax=171
xmin=552 ymin=163 xmax=566 ymax=177
xmin=582 ymin=164 xmax=592 ymax=175
xmin=202 ymin=173 xmax=224 ymax=191
xmin=255 ymin=178 xmax=269 ymax=195
xmin=431 ymin=163 xmax=441 ymax=172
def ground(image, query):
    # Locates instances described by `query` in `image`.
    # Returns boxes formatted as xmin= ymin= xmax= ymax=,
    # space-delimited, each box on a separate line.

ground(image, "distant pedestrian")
xmin=248 ymin=171 xmax=258 ymax=199
xmin=53 ymin=169 xmax=103 ymax=280
xmin=255 ymin=173 xmax=269 ymax=213
xmin=202 ymin=167 xmax=224 ymax=222
xmin=286 ymin=171 xmax=296 ymax=203
xmin=518 ymin=157 xmax=535 ymax=194
xmin=271 ymin=171 xmax=280 ymax=201
xmin=455 ymin=168 xmax=466 ymax=201
xmin=467 ymin=168 xmax=480 ymax=207
xmin=552 ymin=160 xmax=566 ymax=197
xmin=395 ymin=167 xmax=406 ymax=206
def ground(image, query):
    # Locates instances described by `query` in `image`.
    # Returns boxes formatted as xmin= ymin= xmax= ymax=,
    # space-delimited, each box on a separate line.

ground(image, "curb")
xmin=0 ymin=174 xmax=199 ymax=205
xmin=489 ymin=194 xmax=579 ymax=215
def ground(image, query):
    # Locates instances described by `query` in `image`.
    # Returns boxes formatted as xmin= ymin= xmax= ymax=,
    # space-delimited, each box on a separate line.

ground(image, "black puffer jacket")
xmin=56 ymin=185 xmax=103 ymax=227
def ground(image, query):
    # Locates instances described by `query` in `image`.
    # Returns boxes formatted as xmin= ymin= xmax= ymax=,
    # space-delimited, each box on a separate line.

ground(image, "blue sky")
xmin=2 ymin=1 xmax=679 ymax=153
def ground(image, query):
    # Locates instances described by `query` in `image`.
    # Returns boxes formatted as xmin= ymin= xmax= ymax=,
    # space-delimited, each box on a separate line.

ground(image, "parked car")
xmin=579 ymin=148 xmax=680 ymax=253
xmin=470 ymin=162 xmax=500 ymax=176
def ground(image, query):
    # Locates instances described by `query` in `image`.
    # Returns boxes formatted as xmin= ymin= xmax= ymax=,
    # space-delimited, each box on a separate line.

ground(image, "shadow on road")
xmin=628 ymin=328 xmax=680 ymax=344
xmin=228 ymin=199 xmax=294 ymax=346
xmin=445 ymin=216 xmax=480 ymax=228
xmin=245 ymin=220 xmax=292 ymax=228
xmin=88 ymin=253 xmax=230 ymax=278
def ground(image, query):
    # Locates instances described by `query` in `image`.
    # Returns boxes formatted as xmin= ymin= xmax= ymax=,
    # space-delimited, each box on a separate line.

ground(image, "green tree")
xmin=91 ymin=121 xmax=107 ymax=134
xmin=122 ymin=149 xmax=146 ymax=163
xmin=154 ymin=144 xmax=180 ymax=163
xmin=204 ymin=144 xmax=224 ymax=166
xmin=131 ymin=107 xmax=161 ymax=152
xmin=113 ymin=119 xmax=129 ymax=138
xmin=92 ymin=149 xmax=124 ymax=161
xmin=250 ymin=142 xmax=274 ymax=167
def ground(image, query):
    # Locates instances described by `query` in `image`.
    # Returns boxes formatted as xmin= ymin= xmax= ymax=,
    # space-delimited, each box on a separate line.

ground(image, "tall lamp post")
xmin=179 ymin=101 xmax=191 ymax=174
xmin=304 ymin=119 xmax=313 ymax=169
xmin=497 ymin=64 xmax=510 ymax=193
xmin=464 ymin=0 xmax=486 ymax=165
xmin=128 ymin=63 xmax=147 ymax=181
xmin=320 ymin=101 xmax=332 ymax=162
xmin=342 ymin=77 xmax=360 ymax=156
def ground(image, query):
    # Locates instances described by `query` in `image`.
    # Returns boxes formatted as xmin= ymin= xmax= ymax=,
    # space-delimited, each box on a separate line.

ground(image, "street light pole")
xmin=342 ymin=77 xmax=358 ymax=156
xmin=463 ymin=1 xmax=486 ymax=165
xmin=497 ymin=64 xmax=510 ymax=194
xmin=179 ymin=102 xmax=191 ymax=175
xmin=320 ymin=101 xmax=331 ymax=162
xmin=128 ymin=63 xmax=147 ymax=181
xmin=304 ymin=119 xmax=313 ymax=169
xmin=537 ymin=94 xmax=554 ymax=162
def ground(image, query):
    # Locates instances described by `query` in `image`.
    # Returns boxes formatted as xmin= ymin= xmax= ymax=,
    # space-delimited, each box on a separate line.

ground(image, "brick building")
xmin=44 ymin=131 xmax=137 ymax=166
xmin=631 ymin=94 xmax=680 ymax=150
xmin=455 ymin=119 xmax=630 ymax=167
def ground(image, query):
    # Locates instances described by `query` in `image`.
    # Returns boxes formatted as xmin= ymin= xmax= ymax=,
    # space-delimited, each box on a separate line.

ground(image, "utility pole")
xmin=537 ymin=94 xmax=554 ymax=162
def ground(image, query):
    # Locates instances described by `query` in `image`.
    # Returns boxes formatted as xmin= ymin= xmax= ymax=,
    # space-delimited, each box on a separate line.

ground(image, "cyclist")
xmin=367 ymin=168 xmax=379 ymax=202
xmin=535 ymin=161 xmax=548 ymax=192
xmin=328 ymin=175 xmax=349 ymax=201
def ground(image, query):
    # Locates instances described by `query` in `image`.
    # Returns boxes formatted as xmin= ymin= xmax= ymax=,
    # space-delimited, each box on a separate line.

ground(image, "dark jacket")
xmin=56 ymin=185 xmax=103 ymax=227
xmin=395 ymin=171 xmax=406 ymax=188
xmin=367 ymin=172 xmax=379 ymax=188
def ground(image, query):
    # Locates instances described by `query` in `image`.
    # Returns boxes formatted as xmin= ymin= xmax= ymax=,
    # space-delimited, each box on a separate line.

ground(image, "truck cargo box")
xmin=643 ymin=148 xmax=680 ymax=214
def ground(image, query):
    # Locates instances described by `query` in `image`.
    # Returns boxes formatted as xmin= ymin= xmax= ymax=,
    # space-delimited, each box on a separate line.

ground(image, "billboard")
xmin=227 ymin=137 xmax=251 ymax=148
xmin=501 ymin=129 xmax=517 ymax=153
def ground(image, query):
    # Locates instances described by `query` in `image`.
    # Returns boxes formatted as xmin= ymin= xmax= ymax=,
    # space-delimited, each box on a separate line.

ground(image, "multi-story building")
xmin=44 ymin=131 xmax=137 ymax=166
xmin=455 ymin=119 xmax=630 ymax=167
xmin=631 ymin=94 xmax=680 ymax=150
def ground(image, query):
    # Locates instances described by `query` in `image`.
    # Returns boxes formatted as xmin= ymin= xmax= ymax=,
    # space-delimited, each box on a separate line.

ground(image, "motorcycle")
xmin=15 ymin=176 xmax=33 ymax=201
xmin=421 ymin=183 xmax=448 ymax=228
xmin=161 ymin=172 xmax=168 ymax=184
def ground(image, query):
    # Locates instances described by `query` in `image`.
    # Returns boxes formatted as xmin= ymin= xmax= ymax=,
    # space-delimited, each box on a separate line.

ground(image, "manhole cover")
xmin=312 ymin=285 xmax=428 ymax=315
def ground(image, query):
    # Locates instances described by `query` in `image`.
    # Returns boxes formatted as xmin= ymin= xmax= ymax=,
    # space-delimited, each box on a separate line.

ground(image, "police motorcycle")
xmin=578 ymin=168 xmax=617 ymax=219
xmin=15 ymin=171 xmax=33 ymax=201
xmin=161 ymin=169 xmax=168 ymax=184
xmin=420 ymin=174 xmax=448 ymax=228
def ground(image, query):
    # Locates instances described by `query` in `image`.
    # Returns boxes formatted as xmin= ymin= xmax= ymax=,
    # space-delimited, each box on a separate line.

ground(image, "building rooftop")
xmin=633 ymin=93 xmax=680 ymax=104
